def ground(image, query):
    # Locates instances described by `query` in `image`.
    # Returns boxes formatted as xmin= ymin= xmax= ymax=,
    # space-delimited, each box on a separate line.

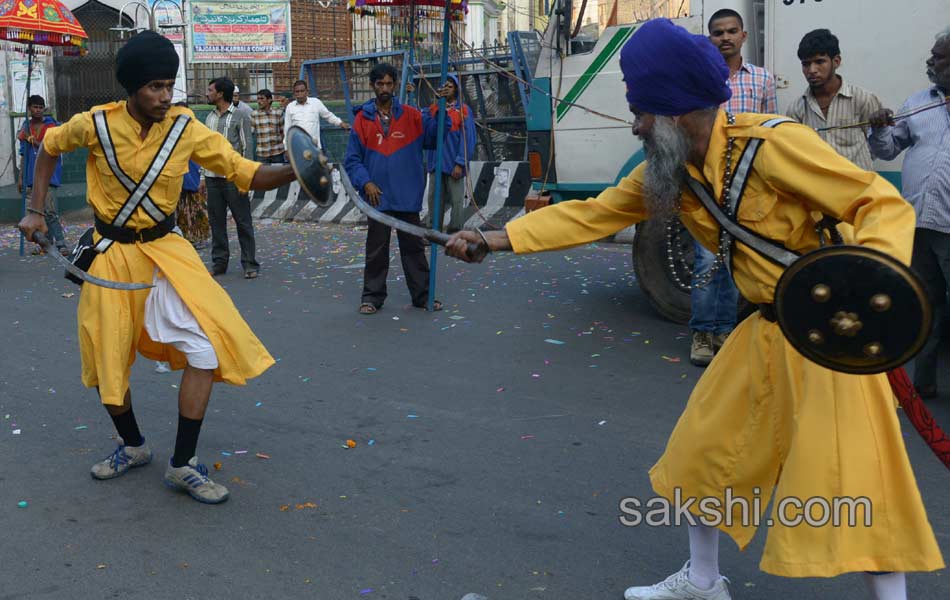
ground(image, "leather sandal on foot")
xmin=359 ymin=303 xmax=378 ymax=315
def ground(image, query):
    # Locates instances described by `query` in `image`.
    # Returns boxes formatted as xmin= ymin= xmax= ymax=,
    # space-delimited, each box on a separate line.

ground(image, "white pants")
xmin=144 ymin=269 xmax=219 ymax=369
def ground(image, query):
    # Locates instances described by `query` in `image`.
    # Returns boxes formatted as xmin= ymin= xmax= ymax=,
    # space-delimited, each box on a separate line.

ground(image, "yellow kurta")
xmin=43 ymin=102 xmax=274 ymax=405
xmin=506 ymin=111 xmax=944 ymax=577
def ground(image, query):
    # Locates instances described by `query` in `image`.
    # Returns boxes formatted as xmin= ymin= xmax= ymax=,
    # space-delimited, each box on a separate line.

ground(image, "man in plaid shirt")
xmin=687 ymin=8 xmax=778 ymax=367
xmin=250 ymin=88 xmax=286 ymax=163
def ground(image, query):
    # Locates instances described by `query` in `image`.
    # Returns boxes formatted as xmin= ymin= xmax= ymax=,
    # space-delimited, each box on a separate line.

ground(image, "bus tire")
xmin=632 ymin=218 xmax=692 ymax=325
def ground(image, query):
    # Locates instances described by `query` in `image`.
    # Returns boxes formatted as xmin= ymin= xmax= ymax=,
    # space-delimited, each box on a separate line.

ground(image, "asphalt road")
xmin=1 ymin=219 xmax=947 ymax=599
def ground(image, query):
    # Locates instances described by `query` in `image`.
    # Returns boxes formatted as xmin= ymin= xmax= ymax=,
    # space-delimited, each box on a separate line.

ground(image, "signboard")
xmin=152 ymin=1 xmax=188 ymax=102
xmin=10 ymin=61 xmax=47 ymax=114
xmin=187 ymin=0 xmax=291 ymax=63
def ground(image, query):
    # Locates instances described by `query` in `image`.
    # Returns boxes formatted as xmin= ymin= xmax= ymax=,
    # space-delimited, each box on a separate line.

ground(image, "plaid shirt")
xmin=722 ymin=63 xmax=777 ymax=114
xmin=250 ymin=106 xmax=285 ymax=158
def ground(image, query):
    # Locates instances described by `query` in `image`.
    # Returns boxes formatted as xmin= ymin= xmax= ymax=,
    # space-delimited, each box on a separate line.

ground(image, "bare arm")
xmin=249 ymin=163 xmax=296 ymax=190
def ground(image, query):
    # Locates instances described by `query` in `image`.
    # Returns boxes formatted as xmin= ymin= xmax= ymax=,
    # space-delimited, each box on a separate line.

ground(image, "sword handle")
xmin=32 ymin=230 xmax=50 ymax=249
xmin=422 ymin=230 xmax=485 ymax=260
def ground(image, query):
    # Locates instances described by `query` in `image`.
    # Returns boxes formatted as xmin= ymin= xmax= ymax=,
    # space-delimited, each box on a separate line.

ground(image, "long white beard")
xmin=642 ymin=116 xmax=690 ymax=221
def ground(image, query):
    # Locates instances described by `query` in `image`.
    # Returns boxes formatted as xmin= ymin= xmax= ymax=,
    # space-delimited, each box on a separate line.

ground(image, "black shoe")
xmin=210 ymin=265 xmax=227 ymax=276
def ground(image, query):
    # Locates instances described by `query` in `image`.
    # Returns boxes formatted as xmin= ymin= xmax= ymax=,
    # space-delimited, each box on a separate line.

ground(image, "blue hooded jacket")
xmin=425 ymin=74 xmax=477 ymax=175
xmin=344 ymin=96 xmax=437 ymax=212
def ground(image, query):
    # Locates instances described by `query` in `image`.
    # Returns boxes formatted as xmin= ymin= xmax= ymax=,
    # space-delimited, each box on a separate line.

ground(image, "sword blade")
xmin=33 ymin=232 xmax=154 ymax=291
xmin=338 ymin=168 xmax=451 ymax=246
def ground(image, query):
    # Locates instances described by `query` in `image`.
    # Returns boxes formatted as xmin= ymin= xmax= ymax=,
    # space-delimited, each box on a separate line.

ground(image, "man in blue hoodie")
xmin=345 ymin=62 xmax=446 ymax=314
xmin=425 ymin=73 xmax=476 ymax=232
xmin=18 ymin=95 xmax=67 ymax=255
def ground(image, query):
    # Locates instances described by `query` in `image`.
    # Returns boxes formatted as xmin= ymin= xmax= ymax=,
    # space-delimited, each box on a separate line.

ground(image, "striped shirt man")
xmin=250 ymin=105 xmax=286 ymax=159
xmin=786 ymin=77 xmax=883 ymax=170
xmin=203 ymin=104 xmax=252 ymax=178
xmin=869 ymin=86 xmax=950 ymax=233
xmin=722 ymin=63 xmax=778 ymax=115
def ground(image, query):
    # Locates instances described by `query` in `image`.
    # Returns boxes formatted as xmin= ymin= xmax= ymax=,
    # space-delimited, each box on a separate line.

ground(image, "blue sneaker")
xmin=90 ymin=441 xmax=153 ymax=480
xmin=163 ymin=457 xmax=229 ymax=504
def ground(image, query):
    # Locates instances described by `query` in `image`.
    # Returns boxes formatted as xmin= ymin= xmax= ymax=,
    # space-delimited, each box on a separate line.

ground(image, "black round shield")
xmin=286 ymin=125 xmax=333 ymax=207
xmin=774 ymin=245 xmax=932 ymax=374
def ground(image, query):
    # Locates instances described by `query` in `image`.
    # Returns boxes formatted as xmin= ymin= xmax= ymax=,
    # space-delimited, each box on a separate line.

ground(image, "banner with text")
xmin=188 ymin=0 xmax=291 ymax=63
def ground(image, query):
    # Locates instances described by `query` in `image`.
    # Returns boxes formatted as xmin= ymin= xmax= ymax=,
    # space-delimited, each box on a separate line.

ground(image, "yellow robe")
xmin=43 ymin=102 xmax=275 ymax=406
xmin=506 ymin=111 xmax=944 ymax=577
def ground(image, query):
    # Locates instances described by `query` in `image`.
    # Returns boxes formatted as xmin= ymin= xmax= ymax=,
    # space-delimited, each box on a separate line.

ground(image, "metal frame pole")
xmin=426 ymin=0 xmax=454 ymax=311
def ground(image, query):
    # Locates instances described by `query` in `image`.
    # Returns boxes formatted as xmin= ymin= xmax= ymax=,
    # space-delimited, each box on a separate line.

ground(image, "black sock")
xmin=171 ymin=414 xmax=203 ymax=468
xmin=109 ymin=407 xmax=144 ymax=447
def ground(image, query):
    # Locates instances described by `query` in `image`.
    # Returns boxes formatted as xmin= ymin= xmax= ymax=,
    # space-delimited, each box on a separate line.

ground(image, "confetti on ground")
xmin=61 ymin=292 xmax=74 ymax=298
xmin=407 ymin=414 xmax=418 ymax=419
xmin=367 ymin=440 xmax=375 ymax=446
xmin=221 ymin=451 xmax=232 ymax=456
xmin=96 ymin=564 xmax=107 ymax=569
xmin=496 ymin=387 xmax=505 ymax=392
xmin=234 ymin=450 xmax=248 ymax=455
xmin=74 ymin=425 xmax=87 ymax=430
xmin=598 ymin=420 xmax=607 ymax=426
xmin=521 ymin=434 xmax=535 ymax=440
xmin=12 ymin=429 xmax=20 ymax=435
xmin=17 ymin=501 xmax=27 ymax=508
xmin=360 ymin=589 xmax=374 ymax=595
xmin=256 ymin=453 xmax=271 ymax=459
xmin=213 ymin=462 xmax=222 ymax=470
xmin=279 ymin=505 xmax=290 ymax=512
xmin=345 ymin=439 xmax=357 ymax=448
xmin=255 ymin=402 xmax=262 ymax=407
xmin=544 ymin=339 xmax=565 ymax=345
xmin=662 ymin=356 xmax=681 ymax=363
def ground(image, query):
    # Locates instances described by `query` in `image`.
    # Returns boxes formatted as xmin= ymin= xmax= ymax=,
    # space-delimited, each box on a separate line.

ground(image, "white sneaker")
xmin=90 ymin=440 xmax=153 ymax=480
xmin=163 ymin=457 xmax=229 ymax=504
xmin=624 ymin=561 xmax=731 ymax=600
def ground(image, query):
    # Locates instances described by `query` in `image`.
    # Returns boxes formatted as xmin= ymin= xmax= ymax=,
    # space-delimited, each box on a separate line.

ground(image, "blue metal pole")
xmin=427 ymin=0 xmax=453 ymax=311
xmin=406 ymin=0 xmax=417 ymax=106
xmin=19 ymin=43 xmax=34 ymax=257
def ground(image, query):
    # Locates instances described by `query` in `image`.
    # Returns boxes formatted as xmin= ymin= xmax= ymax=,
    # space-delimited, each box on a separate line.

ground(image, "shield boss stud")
xmin=811 ymin=283 xmax=831 ymax=303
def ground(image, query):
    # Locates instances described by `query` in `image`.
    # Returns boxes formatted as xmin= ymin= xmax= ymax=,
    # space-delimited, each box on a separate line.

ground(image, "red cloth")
xmin=887 ymin=367 xmax=950 ymax=469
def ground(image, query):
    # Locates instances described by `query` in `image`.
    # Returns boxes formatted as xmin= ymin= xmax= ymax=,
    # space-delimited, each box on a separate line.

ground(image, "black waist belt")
xmin=95 ymin=213 xmax=176 ymax=244
xmin=758 ymin=303 xmax=777 ymax=323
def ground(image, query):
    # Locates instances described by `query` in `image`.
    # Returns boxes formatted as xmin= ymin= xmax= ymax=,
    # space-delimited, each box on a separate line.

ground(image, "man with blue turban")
xmin=444 ymin=18 xmax=942 ymax=600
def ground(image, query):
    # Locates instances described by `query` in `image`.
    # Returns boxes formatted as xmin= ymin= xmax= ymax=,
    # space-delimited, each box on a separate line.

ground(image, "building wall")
xmin=273 ymin=0 xmax=351 ymax=95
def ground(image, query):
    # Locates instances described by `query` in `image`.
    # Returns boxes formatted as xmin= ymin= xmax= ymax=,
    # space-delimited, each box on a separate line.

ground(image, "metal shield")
xmin=286 ymin=125 xmax=333 ymax=207
xmin=774 ymin=245 xmax=932 ymax=374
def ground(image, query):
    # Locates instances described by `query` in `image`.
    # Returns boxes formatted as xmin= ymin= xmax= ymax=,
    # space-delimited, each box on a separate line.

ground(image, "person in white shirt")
xmin=283 ymin=79 xmax=350 ymax=150
xmin=232 ymin=85 xmax=253 ymax=120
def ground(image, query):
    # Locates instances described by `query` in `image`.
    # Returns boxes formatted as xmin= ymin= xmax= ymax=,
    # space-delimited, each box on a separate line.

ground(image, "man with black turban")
xmin=444 ymin=18 xmax=942 ymax=600
xmin=18 ymin=30 xmax=299 ymax=505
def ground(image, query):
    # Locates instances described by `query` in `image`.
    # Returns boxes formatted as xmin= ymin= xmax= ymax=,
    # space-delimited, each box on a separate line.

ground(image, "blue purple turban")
xmin=620 ymin=18 xmax=731 ymax=116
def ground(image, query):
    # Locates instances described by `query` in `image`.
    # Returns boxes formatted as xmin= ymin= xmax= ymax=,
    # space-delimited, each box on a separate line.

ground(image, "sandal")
xmin=414 ymin=300 xmax=443 ymax=311
xmin=359 ymin=303 xmax=378 ymax=315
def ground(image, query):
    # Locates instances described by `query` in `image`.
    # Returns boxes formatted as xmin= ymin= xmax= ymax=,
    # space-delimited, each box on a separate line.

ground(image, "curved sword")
xmin=32 ymin=231 xmax=153 ymax=291
xmin=337 ymin=167 xmax=487 ymax=260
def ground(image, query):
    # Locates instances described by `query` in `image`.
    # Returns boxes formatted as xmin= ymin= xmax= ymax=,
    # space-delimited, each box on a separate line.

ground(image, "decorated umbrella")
xmin=0 ymin=0 xmax=88 ymax=255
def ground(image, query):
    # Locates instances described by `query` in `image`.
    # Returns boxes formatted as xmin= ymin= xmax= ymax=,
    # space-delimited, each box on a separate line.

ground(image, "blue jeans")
xmin=688 ymin=240 xmax=739 ymax=334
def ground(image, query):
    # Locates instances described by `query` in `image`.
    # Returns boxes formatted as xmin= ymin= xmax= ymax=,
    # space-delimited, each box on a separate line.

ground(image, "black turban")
xmin=116 ymin=31 xmax=179 ymax=95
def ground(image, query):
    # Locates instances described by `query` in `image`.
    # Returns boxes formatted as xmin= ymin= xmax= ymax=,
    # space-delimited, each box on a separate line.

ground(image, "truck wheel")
xmin=632 ymin=218 xmax=693 ymax=324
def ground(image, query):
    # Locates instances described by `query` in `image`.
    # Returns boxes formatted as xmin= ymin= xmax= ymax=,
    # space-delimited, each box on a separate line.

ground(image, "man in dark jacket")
xmin=344 ymin=63 xmax=445 ymax=314
xmin=425 ymin=73 xmax=476 ymax=232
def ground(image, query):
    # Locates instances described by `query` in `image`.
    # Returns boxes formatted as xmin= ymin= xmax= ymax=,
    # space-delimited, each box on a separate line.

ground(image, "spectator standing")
xmin=425 ymin=73 xmax=476 ymax=233
xmin=232 ymin=85 xmax=253 ymax=119
xmin=18 ymin=94 xmax=67 ymax=255
xmin=250 ymin=89 xmax=286 ymax=163
xmin=868 ymin=28 xmax=950 ymax=400
xmin=201 ymin=77 xmax=260 ymax=279
xmin=284 ymin=79 xmax=350 ymax=150
xmin=786 ymin=29 xmax=883 ymax=170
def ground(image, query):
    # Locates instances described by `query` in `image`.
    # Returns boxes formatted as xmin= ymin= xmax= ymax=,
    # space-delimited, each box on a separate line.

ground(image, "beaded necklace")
xmin=665 ymin=111 xmax=738 ymax=290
